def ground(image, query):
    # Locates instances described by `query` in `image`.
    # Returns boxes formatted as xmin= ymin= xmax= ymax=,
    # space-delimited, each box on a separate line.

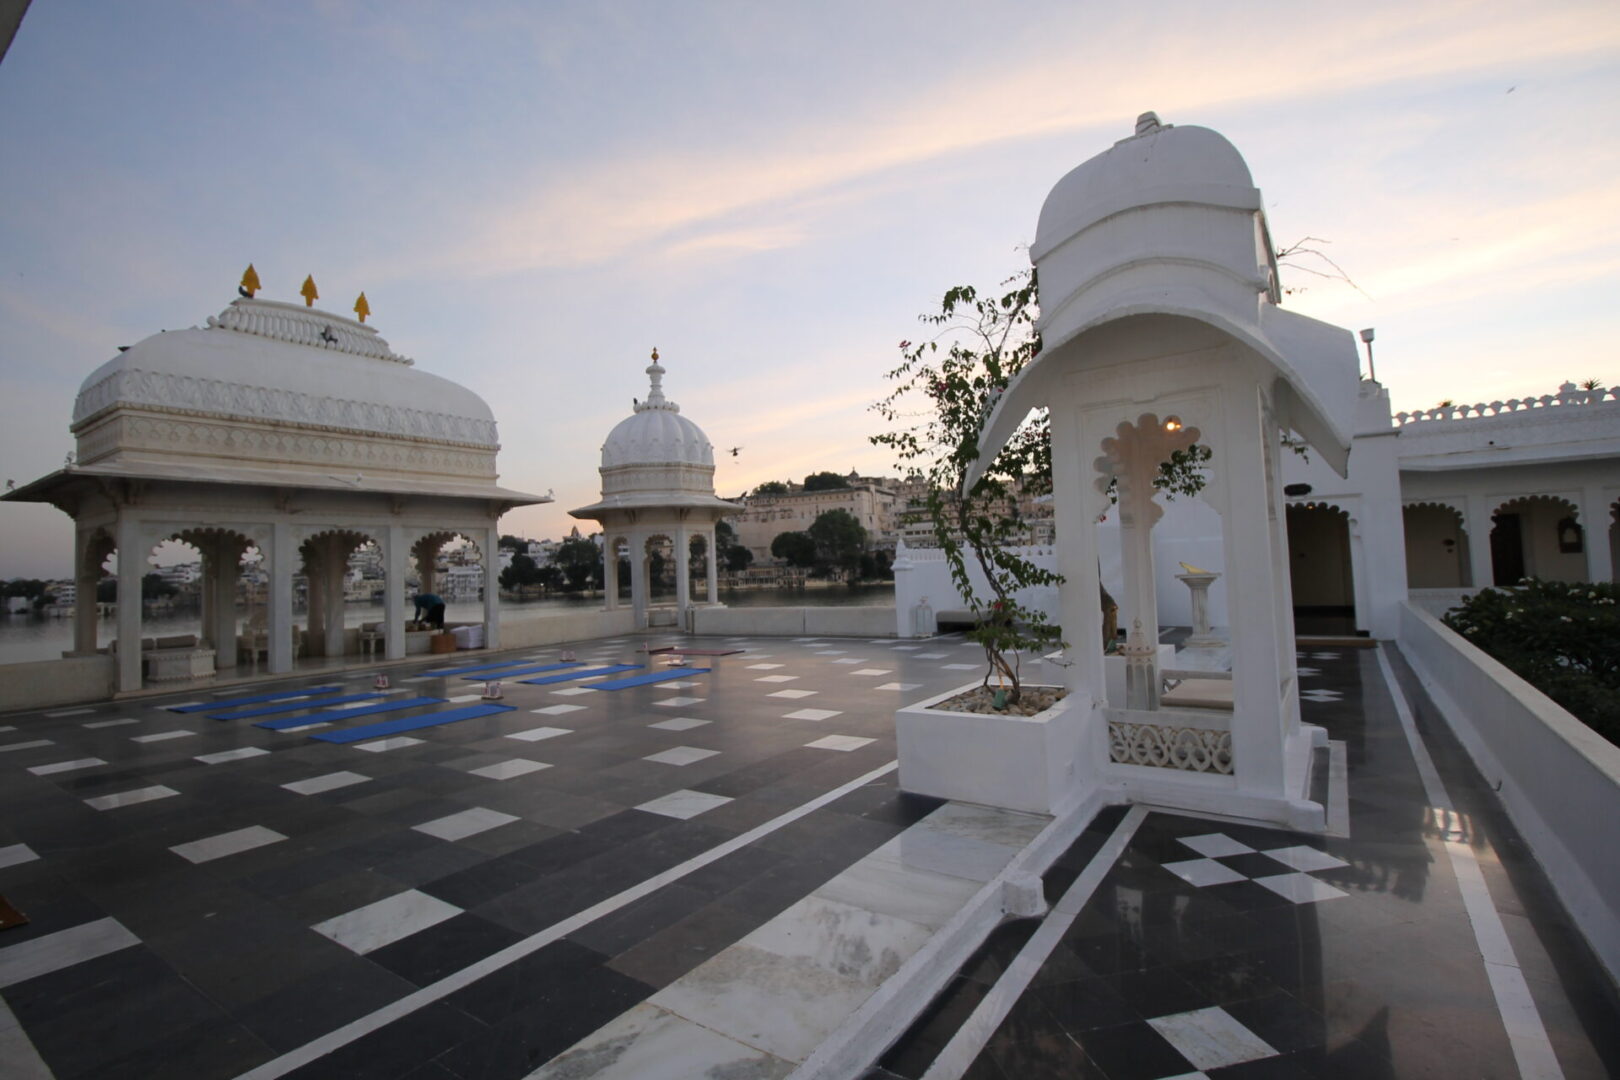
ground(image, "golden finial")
xmin=300 ymin=275 xmax=319 ymax=307
xmin=239 ymin=264 xmax=260 ymax=297
xmin=651 ymin=347 xmax=659 ymax=362
xmin=353 ymin=292 xmax=370 ymax=323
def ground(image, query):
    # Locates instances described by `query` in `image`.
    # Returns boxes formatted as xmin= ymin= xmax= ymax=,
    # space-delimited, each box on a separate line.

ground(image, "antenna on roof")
xmin=1359 ymin=328 xmax=1377 ymax=382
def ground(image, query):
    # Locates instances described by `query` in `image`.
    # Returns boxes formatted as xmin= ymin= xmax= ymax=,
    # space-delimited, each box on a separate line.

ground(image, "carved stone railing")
xmin=1108 ymin=715 xmax=1234 ymax=774
xmin=1394 ymin=383 xmax=1619 ymax=426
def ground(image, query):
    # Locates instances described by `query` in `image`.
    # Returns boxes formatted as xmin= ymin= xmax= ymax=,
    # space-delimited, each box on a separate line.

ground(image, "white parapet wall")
xmin=690 ymin=605 xmax=897 ymax=638
xmin=1397 ymin=601 xmax=1620 ymax=986
xmin=0 ymin=654 xmax=117 ymax=713
xmin=498 ymin=608 xmax=638 ymax=649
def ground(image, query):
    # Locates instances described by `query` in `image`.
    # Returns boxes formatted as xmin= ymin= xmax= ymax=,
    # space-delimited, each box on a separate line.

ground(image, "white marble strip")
xmin=311 ymin=889 xmax=463 ymax=955
xmin=196 ymin=747 xmax=272 ymax=765
xmin=0 ymin=992 xmax=53 ymax=1079
xmin=282 ymin=771 xmax=370 ymax=795
xmin=1326 ymin=739 xmax=1350 ymax=838
xmin=43 ymin=708 xmax=94 ymax=718
xmin=0 ymin=726 xmax=12 ymax=733
xmin=83 ymin=717 xmax=139 ymax=729
xmin=413 ymin=807 xmax=519 ymax=841
xmin=170 ymin=825 xmax=287 ymax=864
xmin=84 ymin=785 xmax=179 ymax=811
xmin=27 ymin=758 xmax=106 ymax=776
xmin=233 ymin=760 xmax=901 ymax=1080
xmin=1375 ymin=648 xmax=1563 ymax=1080
xmin=131 ymin=730 xmax=193 ymax=743
xmin=0 ymin=916 xmax=140 ymax=989
xmin=0 ymin=740 xmax=54 ymax=754
xmin=0 ymin=843 xmax=40 ymax=870
xmin=921 ymin=806 xmax=1149 ymax=1080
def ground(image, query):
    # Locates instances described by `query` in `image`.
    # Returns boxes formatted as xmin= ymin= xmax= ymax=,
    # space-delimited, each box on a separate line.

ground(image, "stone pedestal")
xmin=1177 ymin=571 xmax=1223 ymax=647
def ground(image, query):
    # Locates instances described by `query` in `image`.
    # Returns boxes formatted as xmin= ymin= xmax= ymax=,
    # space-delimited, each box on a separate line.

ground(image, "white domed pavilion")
xmin=4 ymin=283 xmax=548 ymax=692
xmin=570 ymin=350 xmax=740 ymax=629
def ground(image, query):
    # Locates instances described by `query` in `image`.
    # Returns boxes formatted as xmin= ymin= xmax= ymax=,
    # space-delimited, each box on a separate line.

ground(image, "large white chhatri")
xmin=571 ymin=351 xmax=739 ymax=629
xmin=5 ymin=291 xmax=547 ymax=692
xmin=941 ymin=113 xmax=1365 ymax=828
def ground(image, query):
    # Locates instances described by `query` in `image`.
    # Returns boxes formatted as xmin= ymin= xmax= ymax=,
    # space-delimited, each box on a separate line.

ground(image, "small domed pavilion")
xmin=3 ymin=279 xmax=548 ymax=692
xmin=570 ymin=350 xmax=740 ymax=629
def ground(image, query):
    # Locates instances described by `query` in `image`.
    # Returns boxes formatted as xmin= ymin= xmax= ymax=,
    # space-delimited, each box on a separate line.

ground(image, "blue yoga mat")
xmin=587 ymin=668 xmax=711 ymax=690
xmin=309 ymin=702 xmax=515 ymax=744
xmin=254 ymin=696 xmax=444 ymax=731
xmin=417 ymin=659 xmax=550 ymax=678
xmin=518 ymin=664 xmax=641 ymax=686
xmin=458 ymin=662 xmax=585 ymax=681
xmin=205 ymin=693 xmax=382 ymax=720
xmin=172 ymin=686 xmax=341 ymax=712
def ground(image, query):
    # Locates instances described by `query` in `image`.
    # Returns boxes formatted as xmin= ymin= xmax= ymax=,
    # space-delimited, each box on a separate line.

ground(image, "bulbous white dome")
xmin=72 ymin=298 xmax=498 ymax=447
xmin=599 ymin=357 xmax=714 ymax=469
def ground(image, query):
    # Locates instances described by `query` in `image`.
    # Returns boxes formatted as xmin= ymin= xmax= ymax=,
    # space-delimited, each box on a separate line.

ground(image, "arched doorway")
xmin=1285 ymin=503 xmax=1355 ymax=635
xmin=1403 ymin=502 xmax=1470 ymax=587
xmin=1490 ymin=496 xmax=1586 ymax=585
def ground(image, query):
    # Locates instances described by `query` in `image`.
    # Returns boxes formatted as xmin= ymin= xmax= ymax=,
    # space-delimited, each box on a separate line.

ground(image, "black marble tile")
xmin=606 ymin=898 xmax=765 ymax=988
xmin=1030 ymin=975 xmax=1138 ymax=1035
xmin=444 ymin=938 xmax=651 ymax=1026
xmin=879 ymin=974 xmax=991 ymax=1078
xmin=982 ymin=993 xmax=1103 ymax=1078
xmin=279 ymin=1001 xmax=486 ymax=1080
xmin=236 ymin=959 xmax=420 ymax=1052
xmin=566 ymin=881 xmax=716 ymax=957
xmin=960 ymin=917 xmax=1041 ymax=986
xmin=1067 ymin=1020 xmax=1190 ymax=1080
xmin=365 ymin=911 xmax=526 ymax=986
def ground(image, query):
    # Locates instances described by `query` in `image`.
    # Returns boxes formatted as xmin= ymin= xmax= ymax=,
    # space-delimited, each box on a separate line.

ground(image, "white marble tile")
xmin=310 ymin=889 xmax=462 ymax=955
xmin=869 ymin=827 xmax=1020 ymax=884
xmin=643 ymin=746 xmax=720 ymax=766
xmin=805 ymin=735 xmax=874 ymax=752
xmin=636 ymin=789 xmax=733 ymax=819
xmin=655 ymin=696 xmax=705 ymax=707
xmin=354 ymin=736 xmax=424 ymax=752
xmin=891 ymin=645 xmax=922 ymax=651
xmin=0 ymin=844 xmax=40 ymax=870
xmin=1163 ymin=858 xmax=1249 ymax=887
xmin=648 ymin=941 xmax=876 ymax=1064
xmin=131 ymin=730 xmax=194 ymax=744
xmin=851 ymin=669 xmax=892 ymax=676
xmin=469 ymin=758 xmax=550 ymax=780
xmin=1263 ymin=845 xmax=1349 ymax=872
xmin=1253 ymin=872 xmax=1348 ymax=904
xmin=0 ymin=740 xmax=54 ymax=754
xmin=447 ymin=693 xmax=484 ymax=704
xmin=831 ymin=658 xmax=869 ymax=665
xmin=649 ymin=717 xmax=710 ymax=732
xmin=914 ymin=652 xmax=948 ymax=659
xmin=1178 ymin=833 xmax=1255 ymax=858
xmin=812 ymin=649 xmax=847 ymax=655
xmin=282 ymin=770 xmax=370 ymax=795
xmin=84 ymin=785 xmax=179 ymax=811
xmin=532 ymin=704 xmax=586 ymax=715
xmin=0 ymin=917 xmax=140 ymax=989
xmin=1148 ymin=1006 xmax=1277 ymax=1070
xmin=941 ymin=663 xmax=979 ymax=670
xmin=768 ymin=689 xmax=817 ymax=699
xmin=82 ymin=717 xmax=139 ymax=729
xmin=531 ymin=1002 xmax=794 ymax=1080
xmin=784 ymin=709 xmax=842 ymax=721
xmin=507 ymin=726 xmax=572 ymax=742
xmin=162 ymin=701 xmax=204 ymax=709
xmin=414 ymin=806 xmax=520 ymax=841
xmin=874 ymin=683 xmax=921 ymax=692
xmin=755 ymin=675 xmax=799 ymax=683
xmin=813 ymin=854 xmax=982 ymax=929
xmin=43 ymin=707 xmax=94 ymax=718
xmin=27 ymin=758 xmax=105 ymax=776
xmin=744 ymin=894 xmax=934 ymax=988
xmin=195 ymin=747 xmax=272 ymax=765
xmin=919 ymin=802 xmax=1049 ymax=849
xmin=656 ymin=680 xmax=700 ymax=689
xmin=169 ymin=825 xmax=287 ymax=864
xmin=0 ymin=726 xmax=12 ymax=733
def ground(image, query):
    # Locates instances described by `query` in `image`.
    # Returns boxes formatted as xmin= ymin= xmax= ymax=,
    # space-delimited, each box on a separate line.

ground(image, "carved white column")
xmin=1464 ymin=493 xmax=1494 ymax=589
xmin=483 ymin=526 xmax=501 ymax=650
xmin=72 ymin=530 xmax=99 ymax=656
xmin=384 ymin=525 xmax=406 ymax=661
xmin=115 ymin=515 xmax=144 ymax=693
xmin=603 ymin=537 xmax=620 ymax=612
xmin=631 ymin=531 xmax=649 ymax=629
xmin=323 ymin=536 xmax=347 ymax=659
xmin=705 ymin=525 xmax=719 ymax=603
xmin=213 ymin=538 xmax=240 ymax=671
xmin=675 ymin=525 xmax=691 ymax=618
xmin=1580 ymin=486 xmax=1614 ymax=584
xmin=269 ymin=522 xmax=295 ymax=674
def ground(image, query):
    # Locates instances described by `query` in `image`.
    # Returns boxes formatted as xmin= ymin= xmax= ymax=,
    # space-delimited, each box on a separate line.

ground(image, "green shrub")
xmin=1443 ymin=579 xmax=1620 ymax=745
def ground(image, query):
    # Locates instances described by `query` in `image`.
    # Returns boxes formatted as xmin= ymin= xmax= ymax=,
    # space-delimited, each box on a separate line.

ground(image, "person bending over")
xmin=413 ymin=592 xmax=446 ymax=629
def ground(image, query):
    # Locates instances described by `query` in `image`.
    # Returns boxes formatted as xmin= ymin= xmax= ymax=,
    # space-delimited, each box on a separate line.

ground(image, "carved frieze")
xmin=1109 ymin=721 xmax=1234 ymax=774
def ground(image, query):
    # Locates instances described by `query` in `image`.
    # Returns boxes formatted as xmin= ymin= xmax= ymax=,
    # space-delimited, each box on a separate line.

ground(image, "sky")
xmin=1 ymin=0 xmax=1617 ymax=579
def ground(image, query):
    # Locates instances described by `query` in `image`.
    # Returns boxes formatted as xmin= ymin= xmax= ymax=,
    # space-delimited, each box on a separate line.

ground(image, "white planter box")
xmin=895 ymin=682 xmax=1086 ymax=815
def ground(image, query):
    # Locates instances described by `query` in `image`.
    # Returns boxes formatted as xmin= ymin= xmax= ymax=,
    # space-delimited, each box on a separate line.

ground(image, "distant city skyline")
xmin=2 ymin=1 xmax=1617 ymax=578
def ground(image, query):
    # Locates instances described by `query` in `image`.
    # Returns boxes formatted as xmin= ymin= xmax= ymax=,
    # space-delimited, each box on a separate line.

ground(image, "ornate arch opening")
xmin=1490 ymin=495 xmax=1586 ymax=585
xmin=1403 ymin=502 xmax=1470 ymax=588
xmin=1284 ymin=502 xmax=1354 ymax=634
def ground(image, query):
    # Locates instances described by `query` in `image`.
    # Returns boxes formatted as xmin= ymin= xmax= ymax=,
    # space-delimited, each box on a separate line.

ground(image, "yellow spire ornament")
xmin=651 ymin=347 xmax=659 ymax=362
xmin=239 ymin=264 xmax=260 ymax=297
xmin=353 ymin=292 xmax=370 ymax=323
xmin=300 ymin=275 xmax=319 ymax=307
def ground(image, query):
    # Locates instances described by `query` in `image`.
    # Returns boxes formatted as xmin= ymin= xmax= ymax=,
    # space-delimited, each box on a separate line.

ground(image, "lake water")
xmin=0 ymin=585 xmax=894 ymax=664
